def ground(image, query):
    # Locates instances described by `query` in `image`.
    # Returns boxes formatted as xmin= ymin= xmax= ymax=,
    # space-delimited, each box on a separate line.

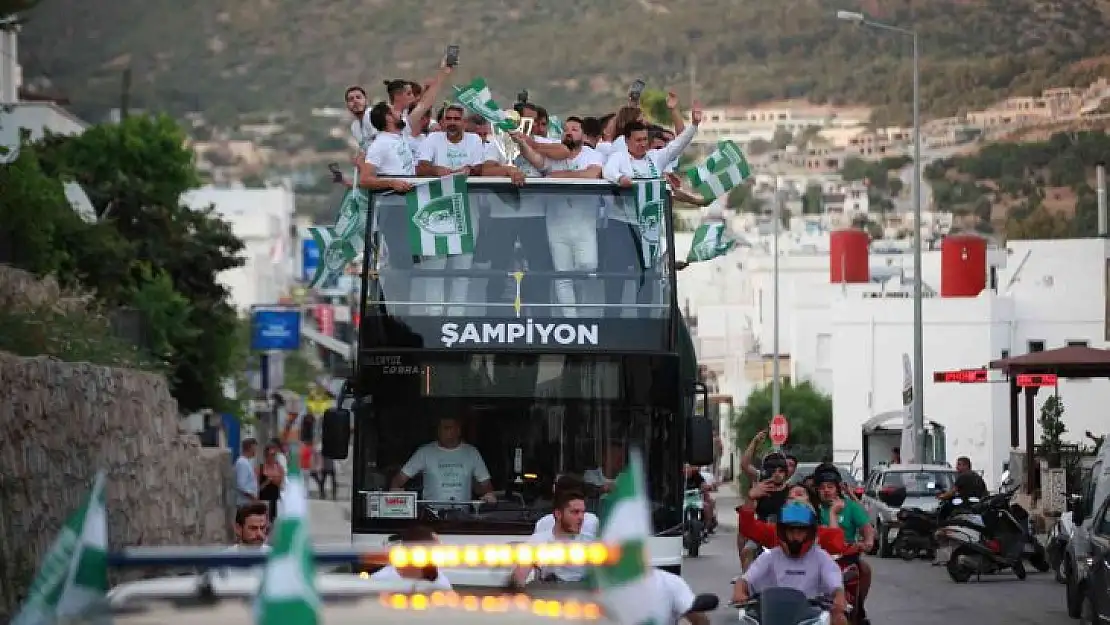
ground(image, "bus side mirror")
xmin=321 ymin=407 xmax=351 ymax=460
xmin=687 ymin=418 xmax=714 ymax=467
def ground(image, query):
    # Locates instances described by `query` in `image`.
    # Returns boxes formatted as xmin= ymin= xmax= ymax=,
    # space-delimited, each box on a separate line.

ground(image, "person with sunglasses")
xmin=739 ymin=452 xmax=791 ymax=571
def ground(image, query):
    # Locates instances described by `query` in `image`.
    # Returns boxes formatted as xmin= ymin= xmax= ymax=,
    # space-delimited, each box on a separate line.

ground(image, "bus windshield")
xmin=363 ymin=179 xmax=674 ymax=326
xmin=351 ymin=352 xmax=684 ymax=536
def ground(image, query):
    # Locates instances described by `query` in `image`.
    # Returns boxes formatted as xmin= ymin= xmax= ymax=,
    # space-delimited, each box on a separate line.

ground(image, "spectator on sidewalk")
xmin=234 ymin=438 xmax=259 ymax=506
xmin=315 ymin=447 xmax=338 ymax=500
xmin=259 ymin=442 xmax=285 ymax=522
xmin=230 ymin=502 xmax=271 ymax=551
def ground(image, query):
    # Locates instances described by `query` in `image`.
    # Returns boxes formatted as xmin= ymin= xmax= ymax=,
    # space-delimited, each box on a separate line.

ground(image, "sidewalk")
xmin=307 ymin=456 xmax=353 ymax=544
xmin=716 ymin=482 xmax=741 ymax=530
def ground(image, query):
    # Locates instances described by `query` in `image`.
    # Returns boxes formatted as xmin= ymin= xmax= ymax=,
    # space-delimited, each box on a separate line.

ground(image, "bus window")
xmin=364 ymin=179 xmax=673 ymax=323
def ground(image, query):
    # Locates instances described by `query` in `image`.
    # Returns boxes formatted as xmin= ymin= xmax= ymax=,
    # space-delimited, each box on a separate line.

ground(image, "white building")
xmin=679 ymin=231 xmax=1110 ymax=487
xmin=181 ymin=186 xmax=297 ymax=313
xmin=0 ymin=21 xmax=88 ymax=149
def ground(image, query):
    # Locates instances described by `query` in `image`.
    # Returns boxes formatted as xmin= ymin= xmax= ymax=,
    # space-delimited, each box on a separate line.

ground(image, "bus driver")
xmin=391 ymin=415 xmax=498 ymax=504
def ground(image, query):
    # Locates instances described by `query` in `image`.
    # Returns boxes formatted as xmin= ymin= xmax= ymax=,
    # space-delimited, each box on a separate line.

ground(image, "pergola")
xmin=989 ymin=345 xmax=1110 ymax=493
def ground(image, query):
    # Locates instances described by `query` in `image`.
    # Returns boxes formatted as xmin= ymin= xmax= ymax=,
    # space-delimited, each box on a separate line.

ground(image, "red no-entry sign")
xmin=770 ymin=414 xmax=790 ymax=446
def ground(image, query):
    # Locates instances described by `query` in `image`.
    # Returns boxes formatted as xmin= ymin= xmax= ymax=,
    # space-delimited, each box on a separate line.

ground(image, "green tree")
xmin=801 ymin=184 xmax=823 ymax=214
xmin=28 ymin=115 xmax=246 ymax=412
xmin=732 ymin=380 xmax=833 ymax=462
xmin=1039 ymin=395 xmax=1067 ymax=468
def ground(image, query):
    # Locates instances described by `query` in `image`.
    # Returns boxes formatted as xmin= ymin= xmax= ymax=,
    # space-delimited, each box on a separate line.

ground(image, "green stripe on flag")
xmin=685 ymin=140 xmax=752 ymax=202
xmin=406 ymin=174 xmax=475 ymax=258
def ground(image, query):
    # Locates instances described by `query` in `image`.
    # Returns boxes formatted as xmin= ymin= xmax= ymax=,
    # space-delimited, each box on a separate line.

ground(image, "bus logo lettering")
xmin=441 ymin=320 xmax=599 ymax=347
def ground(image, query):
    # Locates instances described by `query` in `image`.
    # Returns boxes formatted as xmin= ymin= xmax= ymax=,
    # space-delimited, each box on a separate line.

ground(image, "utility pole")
xmin=688 ymin=53 xmax=696 ymax=104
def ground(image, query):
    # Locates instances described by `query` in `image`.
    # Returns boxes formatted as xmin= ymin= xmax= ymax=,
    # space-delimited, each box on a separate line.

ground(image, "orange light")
xmin=385 ymin=542 xmax=615 ymax=568
xmin=380 ymin=593 xmax=601 ymax=620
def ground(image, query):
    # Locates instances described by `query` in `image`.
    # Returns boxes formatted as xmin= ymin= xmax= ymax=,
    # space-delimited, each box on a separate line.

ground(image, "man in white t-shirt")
xmin=391 ymin=415 xmax=496 ymax=503
xmin=600 ymin=107 xmax=700 ymax=318
xmin=465 ymin=114 xmax=492 ymax=143
xmin=511 ymin=490 xmax=593 ymax=586
xmin=347 ymin=86 xmax=373 ymax=154
xmin=369 ymin=526 xmax=453 ymax=590
xmin=534 ymin=474 xmax=600 ymax=536
xmin=412 ymin=103 xmax=487 ymax=316
xmin=530 ymin=116 xmax=604 ymax=317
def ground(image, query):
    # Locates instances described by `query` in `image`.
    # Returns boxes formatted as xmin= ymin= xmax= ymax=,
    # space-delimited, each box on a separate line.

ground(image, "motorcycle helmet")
xmin=777 ymin=500 xmax=818 ymax=557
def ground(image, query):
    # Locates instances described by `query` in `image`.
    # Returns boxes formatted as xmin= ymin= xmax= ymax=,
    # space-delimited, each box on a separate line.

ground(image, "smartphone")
xmin=519 ymin=117 xmax=534 ymax=136
xmin=629 ymin=79 xmax=646 ymax=104
xmin=444 ymin=44 xmax=460 ymax=68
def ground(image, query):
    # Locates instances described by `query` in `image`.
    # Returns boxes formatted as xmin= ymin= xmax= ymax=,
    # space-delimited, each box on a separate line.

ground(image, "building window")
xmin=1001 ymin=349 xmax=1010 ymax=359
xmin=1028 ymin=340 xmax=1045 ymax=353
xmin=1067 ymin=340 xmax=1089 ymax=348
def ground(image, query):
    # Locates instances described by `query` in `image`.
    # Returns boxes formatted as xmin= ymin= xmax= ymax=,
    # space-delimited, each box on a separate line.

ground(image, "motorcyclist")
xmin=739 ymin=482 xmax=850 ymax=555
xmin=938 ymin=456 xmax=987 ymax=502
xmin=739 ymin=452 xmax=790 ymax=570
xmin=732 ymin=500 xmax=849 ymax=625
xmin=684 ymin=463 xmax=717 ymax=531
xmin=813 ymin=463 xmax=874 ymax=624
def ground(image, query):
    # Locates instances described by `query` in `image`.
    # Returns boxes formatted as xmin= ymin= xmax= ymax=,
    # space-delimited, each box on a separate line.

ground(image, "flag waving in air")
xmin=407 ymin=174 xmax=475 ymax=258
xmin=255 ymin=448 xmax=320 ymax=625
xmin=13 ymin=471 xmax=110 ymax=625
xmin=306 ymin=185 xmax=369 ymax=288
xmin=453 ymin=77 xmax=518 ymax=132
xmin=685 ymin=140 xmax=752 ymax=203
xmin=687 ymin=222 xmax=736 ymax=262
xmin=594 ymin=450 xmax=670 ymax=625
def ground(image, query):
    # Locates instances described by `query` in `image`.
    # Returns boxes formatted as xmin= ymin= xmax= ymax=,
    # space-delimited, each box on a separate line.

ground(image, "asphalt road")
xmin=687 ymin=497 xmax=1073 ymax=625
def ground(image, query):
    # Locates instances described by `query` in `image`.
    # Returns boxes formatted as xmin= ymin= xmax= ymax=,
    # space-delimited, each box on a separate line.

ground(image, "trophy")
xmin=491 ymin=111 xmax=533 ymax=164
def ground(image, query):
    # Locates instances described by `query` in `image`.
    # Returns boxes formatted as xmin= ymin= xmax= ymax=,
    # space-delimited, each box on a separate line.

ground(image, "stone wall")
xmin=0 ymin=352 xmax=235 ymax=620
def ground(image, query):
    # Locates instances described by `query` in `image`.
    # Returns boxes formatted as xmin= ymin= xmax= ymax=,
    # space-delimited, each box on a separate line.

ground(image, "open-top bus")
xmin=321 ymin=177 xmax=713 ymax=585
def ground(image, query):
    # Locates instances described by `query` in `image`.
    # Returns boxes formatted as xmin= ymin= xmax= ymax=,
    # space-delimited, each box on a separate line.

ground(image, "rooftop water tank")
xmin=830 ymin=229 xmax=870 ymax=284
xmin=940 ymin=234 xmax=987 ymax=297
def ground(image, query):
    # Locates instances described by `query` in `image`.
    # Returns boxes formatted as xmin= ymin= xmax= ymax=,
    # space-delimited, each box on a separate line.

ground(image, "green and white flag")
xmin=306 ymin=187 xmax=368 ymax=288
xmin=407 ymin=174 xmax=475 ymax=257
xmin=12 ymin=471 xmax=110 ymax=625
xmin=635 ymin=178 xmax=666 ymax=267
xmin=685 ymin=140 xmax=752 ymax=202
xmin=547 ymin=115 xmax=565 ymax=140
xmin=255 ymin=449 xmax=319 ymax=625
xmin=594 ymin=451 xmax=669 ymax=625
xmin=687 ymin=222 xmax=736 ymax=262
xmin=453 ymin=77 xmax=518 ymax=132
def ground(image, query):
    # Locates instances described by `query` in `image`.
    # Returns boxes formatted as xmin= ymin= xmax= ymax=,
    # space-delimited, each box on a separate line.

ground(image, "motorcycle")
xmin=1047 ymin=510 xmax=1075 ymax=583
xmin=1008 ymin=498 xmax=1051 ymax=573
xmin=890 ymin=507 xmax=939 ymax=561
xmin=939 ymin=490 xmax=1046 ymax=582
xmin=735 ymin=587 xmax=834 ymax=625
xmin=684 ymin=488 xmax=709 ymax=557
xmin=833 ymin=550 xmax=862 ymax=625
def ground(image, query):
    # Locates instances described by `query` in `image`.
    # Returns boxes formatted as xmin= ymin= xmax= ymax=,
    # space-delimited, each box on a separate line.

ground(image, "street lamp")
xmin=837 ymin=9 xmax=926 ymax=464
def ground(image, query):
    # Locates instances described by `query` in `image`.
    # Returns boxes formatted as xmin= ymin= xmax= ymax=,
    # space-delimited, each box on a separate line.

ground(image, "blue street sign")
xmin=302 ymin=237 xmax=321 ymax=283
xmin=250 ymin=306 xmax=302 ymax=351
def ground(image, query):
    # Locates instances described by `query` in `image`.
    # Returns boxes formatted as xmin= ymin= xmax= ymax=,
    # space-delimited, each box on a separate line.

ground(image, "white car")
xmin=860 ymin=463 xmax=957 ymax=557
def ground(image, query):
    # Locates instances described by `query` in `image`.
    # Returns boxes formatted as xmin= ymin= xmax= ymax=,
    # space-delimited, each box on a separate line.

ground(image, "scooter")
xmin=942 ymin=491 xmax=1034 ymax=582
xmin=735 ymin=587 xmax=833 ymax=625
xmin=1008 ymin=498 xmax=1051 ymax=573
xmin=684 ymin=488 xmax=708 ymax=557
xmin=891 ymin=507 xmax=939 ymax=561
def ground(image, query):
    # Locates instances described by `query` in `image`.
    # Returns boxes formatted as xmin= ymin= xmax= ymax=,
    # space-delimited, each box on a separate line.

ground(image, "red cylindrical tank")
xmin=829 ymin=229 xmax=870 ymax=283
xmin=941 ymin=234 xmax=987 ymax=297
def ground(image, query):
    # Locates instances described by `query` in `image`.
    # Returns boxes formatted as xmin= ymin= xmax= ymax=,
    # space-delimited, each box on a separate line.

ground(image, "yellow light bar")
xmin=380 ymin=591 xmax=602 ymax=620
xmin=387 ymin=542 xmax=617 ymax=569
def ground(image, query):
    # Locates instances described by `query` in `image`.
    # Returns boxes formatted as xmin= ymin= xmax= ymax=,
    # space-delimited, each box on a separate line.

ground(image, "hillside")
xmin=15 ymin=0 xmax=1110 ymax=127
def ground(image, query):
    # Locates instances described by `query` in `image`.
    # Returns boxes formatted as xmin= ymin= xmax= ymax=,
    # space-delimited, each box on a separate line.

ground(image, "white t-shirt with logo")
xmin=370 ymin=565 xmax=453 ymax=590
xmin=601 ymin=125 xmax=696 ymax=223
xmin=366 ymin=132 xmax=416 ymax=176
xmin=400 ymin=442 xmax=491 ymax=502
xmin=527 ymin=527 xmax=596 ymax=582
xmin=742 ymin=545 xmax=843 ymax=599
xmin=534 ymin=512 xmax=601 ymax=537
xmin=546 ymin=146 xmax=605 ymax=220
xmin=417 ymin=131 xmax=486 ymax=170
xmin=351 ymin=110 xmax=374 ymax=152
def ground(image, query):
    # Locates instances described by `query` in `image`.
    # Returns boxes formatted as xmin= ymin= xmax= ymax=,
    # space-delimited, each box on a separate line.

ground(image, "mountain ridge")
xmin=14 ymin=0 xmax=1110 ymax=127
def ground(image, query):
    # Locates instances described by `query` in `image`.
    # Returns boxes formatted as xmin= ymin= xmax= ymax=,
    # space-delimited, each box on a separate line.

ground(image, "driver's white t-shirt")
xmin=742 ymin=545 xmax=843 ymax=599
xmin=400 ymin=442 xmax=491 ymax=502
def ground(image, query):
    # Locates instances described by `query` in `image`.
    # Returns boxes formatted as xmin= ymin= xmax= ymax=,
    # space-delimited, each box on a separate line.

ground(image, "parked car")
xmin=860 ymin=464 xmax=957 ymax=558
xmin=1064 ymin=453 xmax=1110 ymax=619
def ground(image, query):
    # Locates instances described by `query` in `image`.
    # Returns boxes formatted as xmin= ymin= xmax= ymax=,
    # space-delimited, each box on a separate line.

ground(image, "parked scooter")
xmin=684 ymin=488 xmax=709 ymax=557
xmin=940 ymin=489 xmax=1044 ymax=582
xmin=891 ymin=507 xmax=939 ymax=561
xmin=735 ymin=587 xmax=833 ymax=625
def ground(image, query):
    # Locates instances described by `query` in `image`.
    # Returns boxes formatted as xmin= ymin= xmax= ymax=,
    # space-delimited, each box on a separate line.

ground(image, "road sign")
xmin=932 ymin=369 xmax=988 ymax=383
xmin=1016 ymin=373 xmax=1058 ymax=387
xmin=250 ymin=306 xmax=302 ymax=351
xmin=770 ymin=414 xmax=789 ymax=446
xmin=301 ymin=237 xmax=321 ymax=283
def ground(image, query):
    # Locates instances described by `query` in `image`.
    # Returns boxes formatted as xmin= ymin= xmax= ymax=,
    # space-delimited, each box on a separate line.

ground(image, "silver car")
xmin=860 ymin=464 xmax=957 ymax=557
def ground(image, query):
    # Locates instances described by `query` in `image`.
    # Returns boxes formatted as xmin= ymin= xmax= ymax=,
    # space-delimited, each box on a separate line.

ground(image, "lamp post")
xmin=772 ymin=180 xmax=783 ymax=422
xmin=837 ymin=10 xmax=926 ymax=464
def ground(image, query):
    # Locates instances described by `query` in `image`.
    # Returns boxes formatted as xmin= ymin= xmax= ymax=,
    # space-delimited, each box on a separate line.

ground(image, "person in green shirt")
xmin=812 ymin=463 xmax=875 ymax=625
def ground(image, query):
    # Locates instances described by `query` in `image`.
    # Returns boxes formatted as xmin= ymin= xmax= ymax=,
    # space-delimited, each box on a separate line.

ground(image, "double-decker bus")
xmin=321 ymin=177 xmax=713 ymax=585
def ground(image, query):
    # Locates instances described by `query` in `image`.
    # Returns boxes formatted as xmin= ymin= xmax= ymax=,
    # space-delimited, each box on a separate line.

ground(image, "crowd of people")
xmin=337 ymin=55 xmax=708 ymax=316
